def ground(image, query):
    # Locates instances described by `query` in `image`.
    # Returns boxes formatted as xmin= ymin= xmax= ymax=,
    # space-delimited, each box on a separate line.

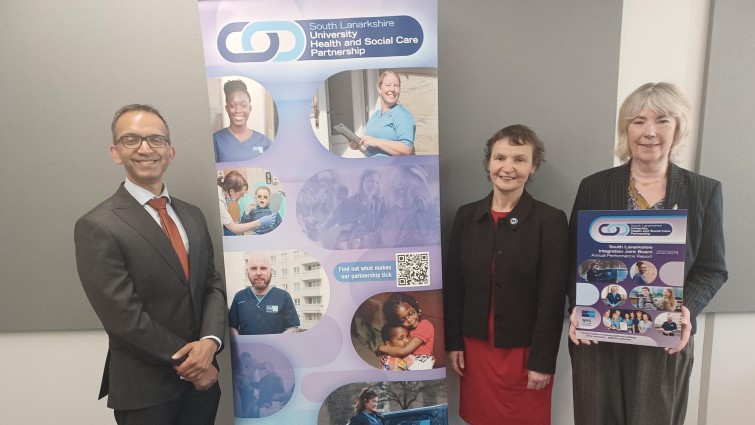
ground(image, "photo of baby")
xmin=217 ymin=168 xmax=285 ymax=236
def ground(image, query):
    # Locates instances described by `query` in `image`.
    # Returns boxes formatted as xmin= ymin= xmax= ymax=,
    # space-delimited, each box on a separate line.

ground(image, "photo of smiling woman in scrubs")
xmin=349 ymin=70 xmax=416 ymax=157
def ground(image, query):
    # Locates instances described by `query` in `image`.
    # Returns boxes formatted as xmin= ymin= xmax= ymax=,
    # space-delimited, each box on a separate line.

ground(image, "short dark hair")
xmin=111 ymin=104 xmax=170 ymax=142
xmin=380 ymin=323 xmax=402 ymax=343
xmin=483 ymin=124 xmax=545 ymax=179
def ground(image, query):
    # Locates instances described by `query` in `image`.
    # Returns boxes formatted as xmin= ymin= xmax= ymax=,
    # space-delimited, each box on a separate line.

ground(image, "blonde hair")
xmin=615 ymin=82 xmax=690 ymax=162
xmin=377 ymin=70 xmax=401 ymax=88
xmin=664 ymin=288 xmax=677 ymax=310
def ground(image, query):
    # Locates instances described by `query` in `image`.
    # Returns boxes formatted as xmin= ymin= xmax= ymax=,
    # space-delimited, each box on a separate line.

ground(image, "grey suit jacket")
xmin=568 ymin=162 xmax=727 ymax=334
xmin=75 ymin=183 xmax=227 ymax=410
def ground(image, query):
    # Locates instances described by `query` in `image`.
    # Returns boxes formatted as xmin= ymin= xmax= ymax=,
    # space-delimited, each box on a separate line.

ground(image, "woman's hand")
xmin=447 ymin=351 xmax=465 ymax=377
xmin=526 ymin=370 xmax=551 ymax=390
xmin=569 ymin=308 xmax=599 ymax=345
xmin=360 ymin=135 xmax=376 ymax=148
xmin=360 ymin=135 xmax=413 ymax=156
xmin=666 ymin=306 xmax=691 ymax=355
xmin=348 ymin=139 xmax=364 ymax=151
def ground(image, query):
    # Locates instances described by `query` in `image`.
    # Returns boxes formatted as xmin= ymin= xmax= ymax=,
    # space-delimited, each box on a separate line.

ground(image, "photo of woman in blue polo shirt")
xmin=349 ymin=70 xmax=416 ymax=157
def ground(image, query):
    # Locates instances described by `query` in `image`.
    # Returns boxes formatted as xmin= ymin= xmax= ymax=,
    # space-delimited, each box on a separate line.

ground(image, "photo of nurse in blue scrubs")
xmin=349 ymin=70 xmax=416 ymax=157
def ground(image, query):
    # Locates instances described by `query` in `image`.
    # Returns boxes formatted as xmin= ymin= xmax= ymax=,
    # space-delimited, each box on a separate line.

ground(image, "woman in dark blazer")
xmin=568 ymin=82 xmax=727 ymax=425
xmin=444 ymin=125 xmax=569 ymax=424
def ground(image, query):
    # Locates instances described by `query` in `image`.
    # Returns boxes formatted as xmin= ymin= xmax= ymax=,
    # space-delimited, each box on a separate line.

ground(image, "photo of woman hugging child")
xmin=376 ymin=293 xmax=435 ymax=370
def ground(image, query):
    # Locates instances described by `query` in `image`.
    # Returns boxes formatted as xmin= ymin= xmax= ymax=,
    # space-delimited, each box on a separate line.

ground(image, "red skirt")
xmin=459 ymin=318 xmax=553 ymax=424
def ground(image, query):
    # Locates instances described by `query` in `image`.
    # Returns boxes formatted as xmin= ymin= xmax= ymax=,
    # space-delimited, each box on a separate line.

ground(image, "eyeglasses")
xmin=227 ymin=102 xmax=250 ymax=111
xmin=116 ymin=134 xmax=170 ymax=149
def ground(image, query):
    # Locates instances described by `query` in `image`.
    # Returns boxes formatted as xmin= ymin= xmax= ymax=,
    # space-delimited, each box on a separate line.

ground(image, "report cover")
xmin=574 ymin=210 xmax=687 ymax=348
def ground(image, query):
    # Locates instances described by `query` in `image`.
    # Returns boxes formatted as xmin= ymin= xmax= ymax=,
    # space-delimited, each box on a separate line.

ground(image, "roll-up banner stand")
xmin=197 ymin=1 xmax=446 ymax=423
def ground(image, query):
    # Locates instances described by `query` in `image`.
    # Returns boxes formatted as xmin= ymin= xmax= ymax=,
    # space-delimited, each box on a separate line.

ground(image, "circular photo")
xmin=218 ymin=168 xmax=285 ymax=236
xmin=225 ymin=250 xmax=329 ymax=335
xmin=629 ymin=286 xmax=683 ymax=312
xmin=310 ymin=68 xmax=438 ymax=158
xmin=600 ymin=284 xmax=627 ymax=308
xmin=630 ymin=260 xmax=658 ymax=285
xmin=207 ymin=76 xmax=277 ymax=163
xmin=230 ymin=342 xmax=295 ymax=418
xmin=351 ymin=290 xmax=444 ymax=371
xmin=317 ymin=379 xmax=447 ymax=425
xmin=296 ymin=166 xmax=440 ymax=249
xmin=655 ymin=312 xmax=682 ymax=337
xmin=577 ymin=259 xmax=628 ymax=283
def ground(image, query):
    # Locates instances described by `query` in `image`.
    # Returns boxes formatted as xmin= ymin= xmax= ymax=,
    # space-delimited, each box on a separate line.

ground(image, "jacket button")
xmin=495 ymin=284 xmax=502 ymax=289
xmin=495 ymin=316 xmax=503 ymax=322
xmin=496 ymin=251 xmax=503 ymax=257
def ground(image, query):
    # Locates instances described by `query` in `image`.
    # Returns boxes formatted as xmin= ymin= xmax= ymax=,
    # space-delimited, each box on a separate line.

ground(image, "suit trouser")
xmin=570 ymin=337 xmax=693 ymax=425
xmin=114 ymin=381 xmax=221 ymax=425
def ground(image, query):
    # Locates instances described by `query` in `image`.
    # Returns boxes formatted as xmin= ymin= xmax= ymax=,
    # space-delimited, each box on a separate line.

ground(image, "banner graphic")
xmin=197 ymin=1 xmax=445 ymax=423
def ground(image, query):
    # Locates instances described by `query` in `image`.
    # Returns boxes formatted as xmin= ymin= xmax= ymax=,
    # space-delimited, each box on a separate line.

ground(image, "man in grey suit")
xmin=75 ymin=104 xmax=227 ymax=425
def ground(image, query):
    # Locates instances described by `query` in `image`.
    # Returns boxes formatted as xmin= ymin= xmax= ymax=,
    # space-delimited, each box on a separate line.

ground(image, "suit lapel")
xmin=665 ymin=163 xmax=688 ymax=209
xmin=111 ymin=185 xmax=188 ymax=285
xmin=607 ymin=164 xmax=631 ymax=209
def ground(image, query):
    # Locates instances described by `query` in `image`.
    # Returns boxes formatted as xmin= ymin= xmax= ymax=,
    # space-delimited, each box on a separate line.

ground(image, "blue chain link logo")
xmin=598 ymin=223 xmax=630 ymax=237
xmin=218 ymin=21 xmax=305 ymax=63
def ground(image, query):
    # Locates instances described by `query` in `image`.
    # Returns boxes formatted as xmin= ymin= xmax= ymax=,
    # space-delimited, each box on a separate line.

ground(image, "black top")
xmin=443 ymin=190 xmax=569 ymax=374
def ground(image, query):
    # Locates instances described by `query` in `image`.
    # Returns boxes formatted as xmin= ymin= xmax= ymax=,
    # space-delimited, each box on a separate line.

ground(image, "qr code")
xmin=395 ymin=252 xmax=430 ymax=287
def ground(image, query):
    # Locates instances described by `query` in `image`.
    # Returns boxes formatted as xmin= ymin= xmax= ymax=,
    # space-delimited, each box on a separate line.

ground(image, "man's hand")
xmin=666 ymin=306 xmax=691 ymax=355
xmin=172 ymin=339 xmax=218 ymax=383
xmin=190 ymin=365 xmax=219 ymax=391
xmin=447 ymin=351 xmax=465 ymax=377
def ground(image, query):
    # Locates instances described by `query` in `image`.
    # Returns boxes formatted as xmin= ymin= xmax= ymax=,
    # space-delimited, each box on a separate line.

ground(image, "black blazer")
xmin=443 ymin=190 xmax=569 ymax=374
xmin=568 ymin=162 xmax=727 ymax=333
xmin=75 ymin=184 xmax=227 ymax=410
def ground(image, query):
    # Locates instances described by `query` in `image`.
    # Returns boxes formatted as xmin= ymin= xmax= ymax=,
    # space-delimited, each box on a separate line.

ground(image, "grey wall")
xmin=0 ymin=2 xmax=235 ymax=423
xmin=0 ymin=0 xmax=747 ymax=342
xmin=438 ymin=0 xmax=623 ymax=242
xmin=0 ymin=1 xmax=221 ymax=332
xmin=1 ymin=0 xmax=627 ymax=334
xmin=698 ymin=0 xmax=755 ymax=312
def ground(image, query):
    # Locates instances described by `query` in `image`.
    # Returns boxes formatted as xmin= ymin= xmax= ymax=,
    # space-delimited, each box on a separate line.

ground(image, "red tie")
xmin=147 ymin=197 xmax=190 ymax=281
